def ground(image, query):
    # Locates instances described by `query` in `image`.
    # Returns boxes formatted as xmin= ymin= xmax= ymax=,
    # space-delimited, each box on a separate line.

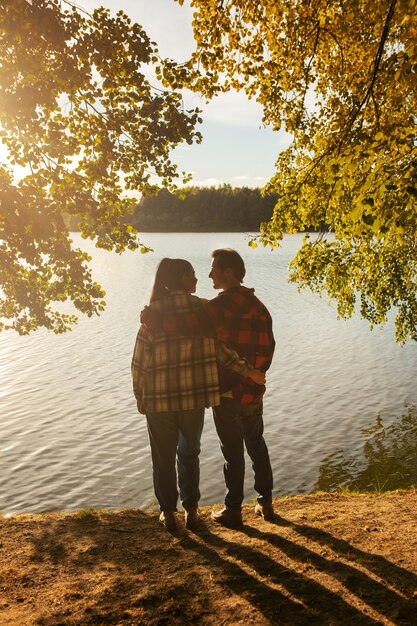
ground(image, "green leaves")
xmin=173 ymin=0 xmax=417 ymax=342
xmin=0 ymin=0 xmax=200 ymax=333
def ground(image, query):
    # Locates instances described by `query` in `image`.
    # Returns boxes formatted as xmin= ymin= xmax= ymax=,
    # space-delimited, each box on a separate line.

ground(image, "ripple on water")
xmin=1 ymin=233 xmax=417 ymax=514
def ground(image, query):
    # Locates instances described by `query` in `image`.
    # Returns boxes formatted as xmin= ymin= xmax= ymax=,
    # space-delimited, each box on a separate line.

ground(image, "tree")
xmin=0 ymin=0 xmax=201 ymax=333
xmin=165 ymin=0 xmax=417 ymax=342
xmin=131 ymin=185 xmax=277 ymax=231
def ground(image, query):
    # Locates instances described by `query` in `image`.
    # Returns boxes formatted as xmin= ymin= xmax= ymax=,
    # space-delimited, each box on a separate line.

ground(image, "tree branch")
xmin=342 ymin=0 xmax=397 ymax=140
xmin=322 ymin=27 xmax=345 ymax=73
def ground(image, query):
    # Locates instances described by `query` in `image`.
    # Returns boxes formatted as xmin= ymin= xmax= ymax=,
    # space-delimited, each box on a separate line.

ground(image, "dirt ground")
xmin=1 ymin=490 xmax=417 ymax=625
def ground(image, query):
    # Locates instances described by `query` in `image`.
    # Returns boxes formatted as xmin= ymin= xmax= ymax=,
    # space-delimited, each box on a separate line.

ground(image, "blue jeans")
xmin=146 ymin=408 xmax=205 ymax=512
xmin=212 ymin=398 xmax=273 ymax=509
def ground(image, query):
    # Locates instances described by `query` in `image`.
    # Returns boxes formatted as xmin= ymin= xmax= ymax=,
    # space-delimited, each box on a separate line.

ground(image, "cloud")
xmin=230 ymin=175 xmax=268 ymax=185
xmin=189 ymin=177 xmax=224 ymax=187
xmin=79 ymin=0 xmax=195 ymax=59
xmin=189 ymin=90 xmax=267 ymax=129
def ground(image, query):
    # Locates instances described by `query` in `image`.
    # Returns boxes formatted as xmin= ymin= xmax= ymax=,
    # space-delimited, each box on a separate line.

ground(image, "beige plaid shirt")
xmin=131 ymin=292 xmax=253 ymax=413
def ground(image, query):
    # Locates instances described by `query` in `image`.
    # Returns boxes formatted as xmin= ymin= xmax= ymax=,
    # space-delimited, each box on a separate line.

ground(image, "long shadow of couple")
xmin=179 ymin=513 xmax=417 ymax=625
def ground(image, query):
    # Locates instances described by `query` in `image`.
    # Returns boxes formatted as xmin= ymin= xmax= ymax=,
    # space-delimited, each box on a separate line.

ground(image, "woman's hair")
xmin=150 ymin=258 xmax=193 ymax=302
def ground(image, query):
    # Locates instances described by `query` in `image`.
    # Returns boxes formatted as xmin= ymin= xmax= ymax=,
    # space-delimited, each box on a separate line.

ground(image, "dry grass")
xmin=1 ymin=490 xmax=417 ymax=625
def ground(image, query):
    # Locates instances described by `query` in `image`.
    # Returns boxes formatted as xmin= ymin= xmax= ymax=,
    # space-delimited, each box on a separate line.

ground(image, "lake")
xmin=1 ymin=232 xmax=416 ymax=515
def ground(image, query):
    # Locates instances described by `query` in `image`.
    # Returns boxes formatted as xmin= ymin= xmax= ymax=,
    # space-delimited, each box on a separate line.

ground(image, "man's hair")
xmin=211 ymin=248 xmax=246 ymax=282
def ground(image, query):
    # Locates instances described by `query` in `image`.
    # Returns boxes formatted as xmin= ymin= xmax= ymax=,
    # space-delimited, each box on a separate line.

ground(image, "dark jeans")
xmin=146 ymin=408 xmax=205 ymax=512
xmin=212 ymin=398 xmax=273 ymax=509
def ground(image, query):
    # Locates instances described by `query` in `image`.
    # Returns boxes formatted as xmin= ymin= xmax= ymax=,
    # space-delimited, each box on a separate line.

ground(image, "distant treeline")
xmin=64 ymin=186 xmax=278 ymax=232
xmin=130 ymin=185 xmax=278 ymax=232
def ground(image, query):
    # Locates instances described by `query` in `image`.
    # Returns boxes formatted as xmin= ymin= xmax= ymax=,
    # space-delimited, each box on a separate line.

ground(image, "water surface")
xmin=1 ymin=232 xmax=416 ymax=515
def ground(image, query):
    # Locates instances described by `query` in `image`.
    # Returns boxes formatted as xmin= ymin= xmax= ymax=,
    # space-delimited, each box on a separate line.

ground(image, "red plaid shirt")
xmin=142 ymin=286 xmax=275 ymax=404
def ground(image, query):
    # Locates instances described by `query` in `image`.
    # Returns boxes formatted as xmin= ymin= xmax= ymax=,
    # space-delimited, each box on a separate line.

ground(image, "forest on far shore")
xmin=64 ymin=185 xmax=324 ymax=234
xmin=65 ymin=186 xmax=278 ymax=232
xmin=131 ymin=185 xmax=277 ymax=232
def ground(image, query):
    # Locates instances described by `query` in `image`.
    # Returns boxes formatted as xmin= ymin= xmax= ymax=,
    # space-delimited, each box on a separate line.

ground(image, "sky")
xmin=76 ymin=0 xmax=291 ymax=188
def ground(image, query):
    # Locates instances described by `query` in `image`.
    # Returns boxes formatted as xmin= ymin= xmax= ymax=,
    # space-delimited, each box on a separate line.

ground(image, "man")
xmin=142 ymin=249 xmax=275 ymax=528
xmin=206 ymin=249 xmax=275 ymax=527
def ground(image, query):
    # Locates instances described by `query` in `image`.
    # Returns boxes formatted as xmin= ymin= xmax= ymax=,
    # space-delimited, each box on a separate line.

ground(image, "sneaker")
xmin=255 ymin=502 xmax=275 ymax=521
xmin=211 ymin=507 xmax=243 ymax=528
xmin=184 ymin=507 xmax=199 ymax=530
xmin=159 ymin=511 xmax=178 ymax=531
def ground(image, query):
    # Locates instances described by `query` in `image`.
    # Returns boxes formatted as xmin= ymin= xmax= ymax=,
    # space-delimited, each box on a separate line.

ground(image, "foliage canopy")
xmin=167 ymin=0 xmax=417 ymax=342
xmin=0 ymin=0 xmax=201 ymax=333
xmin=2 ymin=0 xmax=417 ymax=342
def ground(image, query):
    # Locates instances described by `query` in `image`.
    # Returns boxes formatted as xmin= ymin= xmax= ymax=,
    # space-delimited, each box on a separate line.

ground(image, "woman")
xmin=131 ymin=258 xmax=264 ymax=531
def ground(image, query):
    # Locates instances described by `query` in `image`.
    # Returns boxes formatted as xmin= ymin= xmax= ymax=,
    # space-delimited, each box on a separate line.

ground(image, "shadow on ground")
xmin=1 ymin=491 xmax=416 ymax=625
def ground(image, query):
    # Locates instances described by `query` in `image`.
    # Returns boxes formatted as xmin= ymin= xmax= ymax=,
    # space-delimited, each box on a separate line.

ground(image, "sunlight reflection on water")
xmin=1 ymin=232 xmax=417 ymax=514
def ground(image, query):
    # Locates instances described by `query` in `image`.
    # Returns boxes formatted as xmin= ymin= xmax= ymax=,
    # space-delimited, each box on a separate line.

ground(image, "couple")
xmin=131 ymin=248 xmax=275 ymax=531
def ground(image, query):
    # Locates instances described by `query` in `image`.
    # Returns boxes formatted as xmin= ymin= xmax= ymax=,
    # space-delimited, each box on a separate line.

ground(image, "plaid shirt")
xmin=132 ymin=292 xmax=254 ymax=413
xmin=142 ymin=286 xmax=275 ymax=405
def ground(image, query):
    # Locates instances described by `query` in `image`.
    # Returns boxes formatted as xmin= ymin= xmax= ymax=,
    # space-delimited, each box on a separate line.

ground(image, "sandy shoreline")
xmin=1 ymin=490 xmax=416 ymax=625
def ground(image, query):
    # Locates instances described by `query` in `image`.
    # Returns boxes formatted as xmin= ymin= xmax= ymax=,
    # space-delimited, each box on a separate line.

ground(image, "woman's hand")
xmin=248 ymin=369 xmax=266 ymax=385
xmin=140 ymin=306 xmax=149 ymax=324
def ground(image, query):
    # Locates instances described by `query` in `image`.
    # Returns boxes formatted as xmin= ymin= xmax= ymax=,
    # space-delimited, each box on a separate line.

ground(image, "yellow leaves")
xmin=318 ymin=12 xmax=326 ymax=28
xmin=0 ymin=0 xmax=206 ymax=333
xmin=369 ymin=217 xmax=382 ymax=235
xmin=350 ymin=204 xmax=362 ymax=223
